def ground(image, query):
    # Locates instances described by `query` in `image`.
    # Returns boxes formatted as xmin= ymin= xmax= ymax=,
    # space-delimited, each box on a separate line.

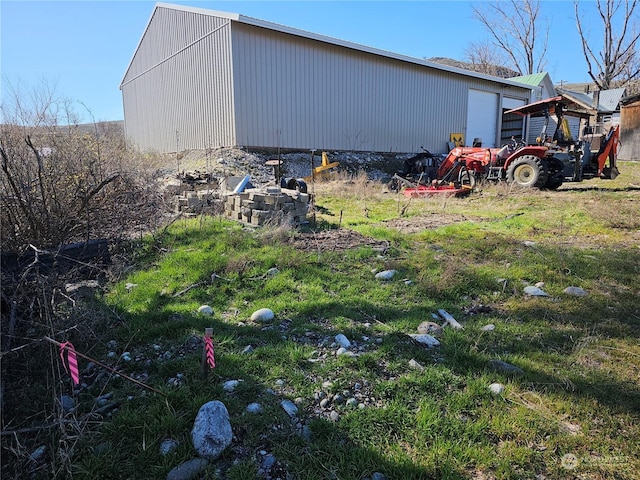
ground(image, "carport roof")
xmin=505 ymin=94 xmax=594 ymax=118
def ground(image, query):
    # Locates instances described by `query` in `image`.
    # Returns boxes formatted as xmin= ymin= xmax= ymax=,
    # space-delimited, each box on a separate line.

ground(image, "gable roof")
xmin=595 ymin=88 xmax=625 ymax=112
xmin=122 ymin=2 xmax=535 ymax=91
xmin=510 ymin=72 xmax=549 ymax=87
xmin=556 ymin=87 xmax=625 ymax=113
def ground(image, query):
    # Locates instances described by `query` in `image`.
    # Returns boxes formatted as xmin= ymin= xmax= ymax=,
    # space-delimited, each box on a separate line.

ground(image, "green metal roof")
xmin=510 ymin=72 xmax=549 ymax=87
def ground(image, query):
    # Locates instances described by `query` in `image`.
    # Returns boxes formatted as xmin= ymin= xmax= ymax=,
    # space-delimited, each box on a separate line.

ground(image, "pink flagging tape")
xmin=59 ymin=342 xmax=80 ymax=385
xmin=204 ymin=336 xmax=215 ymax=369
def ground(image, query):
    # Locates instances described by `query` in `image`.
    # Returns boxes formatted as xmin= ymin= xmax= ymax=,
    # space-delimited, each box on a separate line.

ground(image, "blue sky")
xmin=2 ymin=1 xmax=603 ymax=122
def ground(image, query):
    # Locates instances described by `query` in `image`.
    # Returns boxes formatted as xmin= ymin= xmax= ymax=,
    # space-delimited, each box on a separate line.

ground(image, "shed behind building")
xmin=619 ymin=94 xmax=640 ymax=161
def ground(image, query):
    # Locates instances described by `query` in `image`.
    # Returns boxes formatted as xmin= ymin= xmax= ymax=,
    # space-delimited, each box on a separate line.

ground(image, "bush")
xmin=0 ymin=81 xmax=167 ymax=253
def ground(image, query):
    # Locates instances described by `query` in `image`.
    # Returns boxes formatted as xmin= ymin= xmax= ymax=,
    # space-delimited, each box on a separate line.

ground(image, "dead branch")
xmin=43 ymin=337 xmax=166 ymax=397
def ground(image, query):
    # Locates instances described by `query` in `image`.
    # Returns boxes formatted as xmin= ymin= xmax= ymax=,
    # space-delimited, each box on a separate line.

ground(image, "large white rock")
xmin=250 ymin=308 xmax=274 ymax=322
xmin=191 ymin=401 xmax=233 ymax=460
xmin=197 ymin=305 xmax=213 ymax=315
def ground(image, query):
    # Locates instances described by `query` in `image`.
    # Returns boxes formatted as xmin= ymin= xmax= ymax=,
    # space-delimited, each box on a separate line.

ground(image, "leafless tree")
xmin=575 ymin=0 xmax=640 ymax=90
xmin=471 ymin=0 xmax=549 ymax=76
xmin=464 ymin=40 xmax=513 ymax=77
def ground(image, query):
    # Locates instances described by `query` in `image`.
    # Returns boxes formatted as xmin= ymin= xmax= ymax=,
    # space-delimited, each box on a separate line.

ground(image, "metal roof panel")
xmin=126 ymin=2 xmax=534 ymax=91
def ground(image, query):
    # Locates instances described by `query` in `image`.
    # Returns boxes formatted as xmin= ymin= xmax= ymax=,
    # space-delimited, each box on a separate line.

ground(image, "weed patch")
xmin=2 ymin=165 xmax=639 ymax=479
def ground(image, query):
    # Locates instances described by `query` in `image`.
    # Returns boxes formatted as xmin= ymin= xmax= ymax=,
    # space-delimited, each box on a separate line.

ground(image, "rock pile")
xmin=175 ymin=190 xmax=224 ymax=214
xmin=224 ymin=187 xmax=309 ymax=226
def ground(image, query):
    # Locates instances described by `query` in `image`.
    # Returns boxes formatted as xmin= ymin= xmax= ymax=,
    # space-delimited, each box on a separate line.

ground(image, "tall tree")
xmin=575 ymin=0 xmax=640 ymax=90
xmin=471 ymin=0 xmax=549 ymax=76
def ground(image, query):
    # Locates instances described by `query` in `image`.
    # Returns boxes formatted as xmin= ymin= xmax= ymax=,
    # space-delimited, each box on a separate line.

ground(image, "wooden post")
xmin=201 ymin=328 xmax=214 ymax=379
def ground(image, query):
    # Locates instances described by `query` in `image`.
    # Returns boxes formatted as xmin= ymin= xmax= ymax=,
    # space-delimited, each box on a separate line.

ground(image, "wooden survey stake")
xmin=201 ymin=328 xmax=215 ymax=378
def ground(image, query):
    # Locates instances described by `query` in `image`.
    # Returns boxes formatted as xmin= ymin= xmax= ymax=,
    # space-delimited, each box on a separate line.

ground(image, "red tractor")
xmin=395 ymin=95 xmax=620 ymax=197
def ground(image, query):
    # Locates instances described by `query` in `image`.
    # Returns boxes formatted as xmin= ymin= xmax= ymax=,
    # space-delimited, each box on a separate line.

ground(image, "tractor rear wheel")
xmin=506 ymin=155 xmax=549 ymax=188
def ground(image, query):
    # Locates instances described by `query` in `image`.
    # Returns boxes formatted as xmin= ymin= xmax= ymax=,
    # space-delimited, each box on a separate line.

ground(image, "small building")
xmin=557 ymin=87 xmax=626 ymax=134
xmin=120 ymin=2 xmax=534 ymax=154
xmin=619 ymin=93 xmax=640 ymax=161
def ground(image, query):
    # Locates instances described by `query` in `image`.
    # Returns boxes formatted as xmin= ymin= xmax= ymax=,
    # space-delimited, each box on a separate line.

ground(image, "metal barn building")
xmin=120 ymin=3 xmax=535 ymax=154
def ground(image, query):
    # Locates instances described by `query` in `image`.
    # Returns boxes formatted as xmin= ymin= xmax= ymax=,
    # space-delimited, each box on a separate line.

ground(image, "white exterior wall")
xmin=121 ymin=6 xmax=236 ymax=152
xmin=231 ymin=23 xmax=530 ymax=153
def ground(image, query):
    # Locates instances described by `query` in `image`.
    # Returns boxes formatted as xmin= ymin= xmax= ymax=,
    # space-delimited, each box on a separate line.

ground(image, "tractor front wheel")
xmin=459 ymin=170 xmax=476 ymax=189
xmin=506 ymin=155 xmax=548 ymax=188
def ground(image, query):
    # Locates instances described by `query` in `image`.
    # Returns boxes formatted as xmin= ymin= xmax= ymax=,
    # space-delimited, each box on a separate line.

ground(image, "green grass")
xmin=7 ymin=162 xmax=640 ymax=479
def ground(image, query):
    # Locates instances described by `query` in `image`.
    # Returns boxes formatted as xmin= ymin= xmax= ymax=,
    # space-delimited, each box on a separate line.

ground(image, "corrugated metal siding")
xmin=122 ymin=5 xmax=532 ymax=153
xmin=122 ymin=6 xmax=236 ymax=151
xmin=231 ymin=23 xmax=530 ymax=153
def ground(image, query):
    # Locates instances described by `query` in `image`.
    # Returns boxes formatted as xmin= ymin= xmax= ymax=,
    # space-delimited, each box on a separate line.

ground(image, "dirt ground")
xmin=381 ymin=213 xmax=473 ymax=234
xmin=287 ymin=228 xmax=391 ymax=252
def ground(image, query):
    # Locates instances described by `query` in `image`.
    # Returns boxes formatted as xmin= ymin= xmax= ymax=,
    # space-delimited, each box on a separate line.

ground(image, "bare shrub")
xmin=0 ymin=81 xmax=170 ymax=453
xmin=0 ymin=80 xmax=167 ymax=253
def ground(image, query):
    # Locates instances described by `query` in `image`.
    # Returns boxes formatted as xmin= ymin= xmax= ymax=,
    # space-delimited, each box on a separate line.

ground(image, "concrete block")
xmin=249 ymin=192 xmax=266 ymax=202
xmin=298 ymin=193 xmax=310 ymax=204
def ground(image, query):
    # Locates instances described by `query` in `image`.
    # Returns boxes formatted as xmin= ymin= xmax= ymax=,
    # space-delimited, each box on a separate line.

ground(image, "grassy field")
xmin=8 ymin=162 xmax=639 ymax=479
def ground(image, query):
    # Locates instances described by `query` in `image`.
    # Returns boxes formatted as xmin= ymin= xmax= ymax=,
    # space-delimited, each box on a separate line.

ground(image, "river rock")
xmin=191 ymin=401 xmax=233 ymax=460
xmin=251 ymin=308 xmax=274 ymax=322
xmin=166 ymin=458 xmax=209 ymax=480
xmin=335 ymin=334 xmax=351 ymax=348
xmin=408 ymin=333 xmax=440 ymax=348
xmin=159 ymin=438 xmax=179 ymax=456
xmin=489 ymin=382 xmax=505 ymax=394
xmin=246 ymin=402 xmax=263 ymax=414
xmin=524 ymin=286 xmax=548 ymax=296
xmin=60 ymin=395 xmax=75 ymax=413
xmin=197 ymin=305 xmax=213 ymax=315
xmin=408 ymin=358 xmax=425 ymax=371
xmin=417 ymin=321 xmax=443 ymax=335
xmin=375 ymin=270 xmax=397 ymax=281
xmin=487 ymin=359 xmax=524 ymax=376
xmin=29 ymin=445 xmax=46 ymax=463
xmin=281 ymin=400 xmax=298 ymax=417
xmin=564 ymin=286 xmax=587 ymax=296
xmin=223 ymin=380 xmax=242 ymax=392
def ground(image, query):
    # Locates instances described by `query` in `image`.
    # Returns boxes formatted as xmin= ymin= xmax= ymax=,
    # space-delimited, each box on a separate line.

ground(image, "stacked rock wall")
xmin=224 ymin=187 xmax=309 ymax=226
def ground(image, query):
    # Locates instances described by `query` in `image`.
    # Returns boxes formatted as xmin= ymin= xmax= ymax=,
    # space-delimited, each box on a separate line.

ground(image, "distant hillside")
xmin=428 ymin=57 xmax=519 ymax=79
xmin=69 ymin=120 xmax=124 ymax=135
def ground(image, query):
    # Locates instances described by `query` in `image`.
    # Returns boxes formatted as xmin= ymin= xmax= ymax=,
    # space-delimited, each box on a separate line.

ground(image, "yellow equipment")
xmin=303 ymin=151 xmax=340 ymax=182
